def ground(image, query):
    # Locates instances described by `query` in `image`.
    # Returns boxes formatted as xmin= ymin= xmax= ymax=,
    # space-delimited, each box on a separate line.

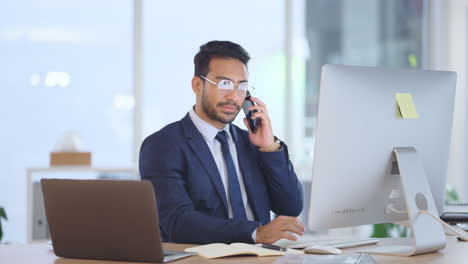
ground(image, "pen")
xmin=257 ymin=244 xmax=288 ymax=252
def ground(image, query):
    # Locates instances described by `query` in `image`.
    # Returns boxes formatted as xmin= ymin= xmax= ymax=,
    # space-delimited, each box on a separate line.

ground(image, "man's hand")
xmin=255 ymin=216 xmax=305 ymax=244
xmin=243 ymin=96 xmax=275 ymax=148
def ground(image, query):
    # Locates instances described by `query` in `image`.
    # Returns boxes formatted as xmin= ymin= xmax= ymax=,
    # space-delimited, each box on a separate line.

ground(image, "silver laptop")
xmin=41 ymin=179 xmax=194 ymax=263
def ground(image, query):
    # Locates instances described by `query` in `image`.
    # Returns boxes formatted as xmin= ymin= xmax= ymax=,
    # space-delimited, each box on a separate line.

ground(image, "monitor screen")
xmin=308 ymin=64 xmax=456 ymax=231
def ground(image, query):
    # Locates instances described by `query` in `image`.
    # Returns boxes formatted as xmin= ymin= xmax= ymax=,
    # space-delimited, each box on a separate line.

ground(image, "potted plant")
xmin=0 ymin=207 xmax=7 ymax=242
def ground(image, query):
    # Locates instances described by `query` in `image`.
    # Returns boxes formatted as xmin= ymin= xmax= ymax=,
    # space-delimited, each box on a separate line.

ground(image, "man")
xmin=139 ymin=40 xmax=304 ymax=244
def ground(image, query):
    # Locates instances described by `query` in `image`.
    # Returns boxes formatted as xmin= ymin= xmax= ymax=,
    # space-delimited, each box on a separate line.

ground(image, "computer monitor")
xmin=308 ymin=64 xmax=456 ymax=256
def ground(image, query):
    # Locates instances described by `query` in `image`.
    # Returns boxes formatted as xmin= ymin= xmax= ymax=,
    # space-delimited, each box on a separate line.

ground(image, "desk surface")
xmin=0 ymin=236 xmax=466 ymax=264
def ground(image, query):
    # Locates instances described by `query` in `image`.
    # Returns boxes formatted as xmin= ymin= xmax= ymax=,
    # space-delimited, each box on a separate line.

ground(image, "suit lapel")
xmin=180 ymin=114 xmax=229 ymax=213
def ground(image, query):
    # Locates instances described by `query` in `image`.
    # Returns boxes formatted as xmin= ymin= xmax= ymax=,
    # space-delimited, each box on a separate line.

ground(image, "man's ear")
xmin=192 ymin=76 xmax=202 ymax=95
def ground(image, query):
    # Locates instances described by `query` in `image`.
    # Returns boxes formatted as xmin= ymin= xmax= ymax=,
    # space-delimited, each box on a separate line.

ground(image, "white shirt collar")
xmin=189 ymin=107 xmax=231 ymax=144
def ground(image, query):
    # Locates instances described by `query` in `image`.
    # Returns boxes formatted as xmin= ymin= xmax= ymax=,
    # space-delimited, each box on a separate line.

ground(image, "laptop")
xmin=41 ymin=179 xmax=195 ymax=263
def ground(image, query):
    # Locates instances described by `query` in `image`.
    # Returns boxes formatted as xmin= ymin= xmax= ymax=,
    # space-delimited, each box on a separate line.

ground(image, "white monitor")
xmin=308 ymin=64 xmax=456 ymax=256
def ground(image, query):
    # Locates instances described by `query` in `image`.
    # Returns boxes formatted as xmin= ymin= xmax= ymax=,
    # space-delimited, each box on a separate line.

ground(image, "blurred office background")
xmin=1 ymin=0 xmax=467 ymax=243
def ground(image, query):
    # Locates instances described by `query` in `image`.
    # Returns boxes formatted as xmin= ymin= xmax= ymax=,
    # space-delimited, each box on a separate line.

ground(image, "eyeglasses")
xmin=199 ymin=76 xmax=254 ymax=97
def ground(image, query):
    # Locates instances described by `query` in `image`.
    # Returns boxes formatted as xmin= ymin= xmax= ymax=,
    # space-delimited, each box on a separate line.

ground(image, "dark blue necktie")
xmin=215 ymin=131 xmax=247 ymax=220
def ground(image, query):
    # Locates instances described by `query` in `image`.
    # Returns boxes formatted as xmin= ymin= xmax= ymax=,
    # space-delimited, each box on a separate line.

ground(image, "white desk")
xmin=1 ymin=237 xmax=467 ymax=264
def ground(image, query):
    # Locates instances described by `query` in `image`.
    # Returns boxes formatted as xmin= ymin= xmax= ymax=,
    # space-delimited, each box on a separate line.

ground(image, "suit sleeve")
xmin=258 ymin=143 xmax=303 ymax=216
xmin=139 ymin=134 xmax=261 ymax=244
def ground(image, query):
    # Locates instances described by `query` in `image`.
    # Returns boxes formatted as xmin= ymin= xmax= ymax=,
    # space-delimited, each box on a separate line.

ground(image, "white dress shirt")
xmin=189 ymin=108 xmax=255 ymax=221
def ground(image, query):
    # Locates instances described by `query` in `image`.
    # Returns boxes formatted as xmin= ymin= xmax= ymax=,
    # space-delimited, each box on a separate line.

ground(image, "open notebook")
xmin=184 ymin=243 xmax=304 ymax=258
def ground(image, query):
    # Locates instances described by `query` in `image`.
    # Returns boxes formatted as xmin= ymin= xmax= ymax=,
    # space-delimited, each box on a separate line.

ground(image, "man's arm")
xmin=258 ymin=144 xmax=303 ymax=216
xmin=243 ymin=96 xmax=304 ymax=217
xmin=251 ymin=148 xmax=305 ymax=244
xmin=139 ymin=134 xmax=260 ymax=244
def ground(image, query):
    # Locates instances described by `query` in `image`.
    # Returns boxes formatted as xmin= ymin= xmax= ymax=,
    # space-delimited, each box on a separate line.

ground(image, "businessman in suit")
xmin=139 ymin=40 xmax=304 ymax=244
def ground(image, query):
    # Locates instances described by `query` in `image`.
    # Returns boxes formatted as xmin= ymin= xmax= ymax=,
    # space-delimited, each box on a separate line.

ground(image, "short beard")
xmin=201 ymin=90 xmax=240 ymax=124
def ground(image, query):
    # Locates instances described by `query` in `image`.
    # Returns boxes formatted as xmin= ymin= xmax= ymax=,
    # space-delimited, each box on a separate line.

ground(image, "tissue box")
xmin=50 ymin=152 xmax=91 ymax=166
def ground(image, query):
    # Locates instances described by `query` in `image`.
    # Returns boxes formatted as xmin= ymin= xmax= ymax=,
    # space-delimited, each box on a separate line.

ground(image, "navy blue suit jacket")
xmin=139 ymin=114 xmax=303 ymax=244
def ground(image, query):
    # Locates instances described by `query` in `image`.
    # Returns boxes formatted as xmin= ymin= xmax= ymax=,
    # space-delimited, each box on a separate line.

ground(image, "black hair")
xmin=194 ymin=40 xmax=250 ymax=77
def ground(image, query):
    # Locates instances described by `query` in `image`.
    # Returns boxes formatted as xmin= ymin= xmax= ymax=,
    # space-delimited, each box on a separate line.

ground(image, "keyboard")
xmin=274 ymin=237 xmax=379 ymax=249
xmin=444 ymin=202 xmax=468 ymax=213
xmin=441 ymin=203 xmax=468 ymax=223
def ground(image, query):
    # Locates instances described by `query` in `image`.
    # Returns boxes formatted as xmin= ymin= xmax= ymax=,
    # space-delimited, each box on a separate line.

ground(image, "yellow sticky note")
xmin=396 ymin=93 xmax=419 ymax=119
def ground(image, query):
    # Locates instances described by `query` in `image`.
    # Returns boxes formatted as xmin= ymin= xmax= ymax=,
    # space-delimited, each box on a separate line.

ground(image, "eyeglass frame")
xmin=199 ymin=75 xmax=255 ymax=96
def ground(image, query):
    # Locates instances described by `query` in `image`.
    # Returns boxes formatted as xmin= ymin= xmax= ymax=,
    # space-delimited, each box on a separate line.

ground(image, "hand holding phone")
xmin=242 ymin=91 xmax=261 ymax=133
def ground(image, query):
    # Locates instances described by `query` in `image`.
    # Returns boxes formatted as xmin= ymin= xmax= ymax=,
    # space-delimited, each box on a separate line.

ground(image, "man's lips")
xmin=218 ymin=103 xmax=240 ymax=113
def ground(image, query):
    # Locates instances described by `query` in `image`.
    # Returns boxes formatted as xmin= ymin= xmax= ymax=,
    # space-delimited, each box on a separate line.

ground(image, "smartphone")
xmin=242 ymin=92 xmax=261 ymax=133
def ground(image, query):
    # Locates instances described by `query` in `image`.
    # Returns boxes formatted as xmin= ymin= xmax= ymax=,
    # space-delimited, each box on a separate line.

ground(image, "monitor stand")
xmin=359 ymin=147 xmax=446 ymax=256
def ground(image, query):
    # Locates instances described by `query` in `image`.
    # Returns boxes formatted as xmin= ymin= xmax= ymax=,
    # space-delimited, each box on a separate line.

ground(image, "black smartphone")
xmin=242 ymin=92 xmax=261 ymax=133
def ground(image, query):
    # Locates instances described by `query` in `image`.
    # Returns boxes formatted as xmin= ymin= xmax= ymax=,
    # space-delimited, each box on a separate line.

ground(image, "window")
xmin=142 ymin=0 xmax=287 ymax=140
xmin=0 ymin=0 xmax=133 ymax=242
xmin=303 ymin=0 xmax=424 ymax=164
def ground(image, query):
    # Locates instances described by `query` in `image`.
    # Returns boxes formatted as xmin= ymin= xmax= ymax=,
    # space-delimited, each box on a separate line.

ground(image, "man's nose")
xmin=225 ymin=88 xmax=240 ymax=101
